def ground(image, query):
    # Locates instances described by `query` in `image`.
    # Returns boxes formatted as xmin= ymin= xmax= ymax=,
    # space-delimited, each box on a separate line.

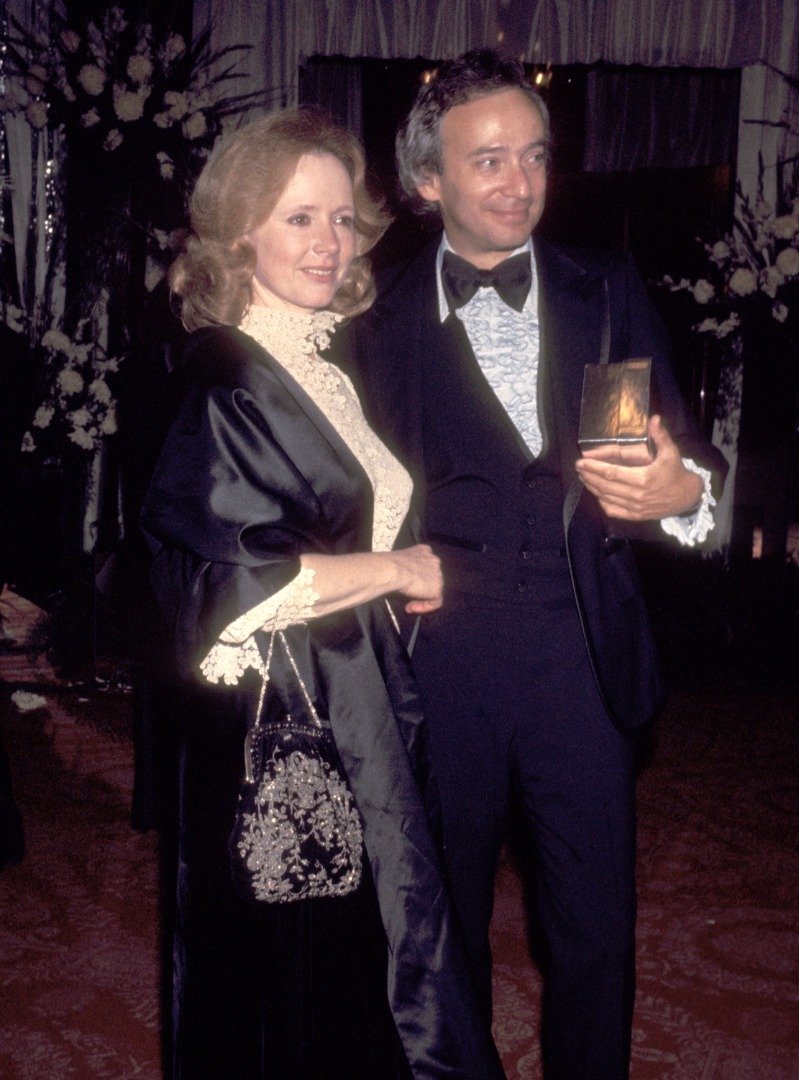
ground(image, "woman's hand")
xmin=298 ymin=546 xmax=443 ymax=620
xmin=384 ymin=544 xmax=444 ymax=614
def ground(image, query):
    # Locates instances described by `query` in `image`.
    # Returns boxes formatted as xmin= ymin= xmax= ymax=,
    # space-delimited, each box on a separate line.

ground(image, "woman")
xmin=140 ymin=110 xmax=503 ymax=1079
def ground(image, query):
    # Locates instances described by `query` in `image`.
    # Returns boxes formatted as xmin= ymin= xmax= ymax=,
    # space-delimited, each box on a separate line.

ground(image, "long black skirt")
xmin=171 ymin=680 xmax=405 ymax=1080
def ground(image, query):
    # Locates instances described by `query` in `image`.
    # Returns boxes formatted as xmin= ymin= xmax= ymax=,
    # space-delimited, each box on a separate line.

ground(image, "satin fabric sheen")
xmin=140 ymin=326 xmax=503 ymax=1079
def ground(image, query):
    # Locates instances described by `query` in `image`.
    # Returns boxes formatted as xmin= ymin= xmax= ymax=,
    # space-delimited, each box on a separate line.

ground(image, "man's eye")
xmin=477 ymin=158 xmax=499 ymax=170
xmin=527 ymin=150 xmax=547 ymax=169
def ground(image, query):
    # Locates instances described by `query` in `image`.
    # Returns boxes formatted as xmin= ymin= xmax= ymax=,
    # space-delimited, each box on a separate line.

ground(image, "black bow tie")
xmin=441 ymin=250 xmax=532 ymax=313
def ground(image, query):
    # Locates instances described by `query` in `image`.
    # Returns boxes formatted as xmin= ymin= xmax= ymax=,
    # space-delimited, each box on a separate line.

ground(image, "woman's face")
xmin=247 ymin=152 xmax=357 ymax=313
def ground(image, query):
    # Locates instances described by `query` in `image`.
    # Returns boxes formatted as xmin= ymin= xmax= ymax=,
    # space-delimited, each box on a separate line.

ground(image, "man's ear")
xmin=416 ymin=173 xmax=441 ymax=206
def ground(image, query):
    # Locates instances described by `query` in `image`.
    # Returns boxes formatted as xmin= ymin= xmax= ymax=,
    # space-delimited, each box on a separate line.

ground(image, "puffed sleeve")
xmin=140 ymin=371 xmax=324 ymax=681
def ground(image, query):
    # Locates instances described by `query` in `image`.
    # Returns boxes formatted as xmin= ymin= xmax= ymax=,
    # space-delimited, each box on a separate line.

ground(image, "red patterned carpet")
xmin=1 ymin=594 xmax=797 ymax=1078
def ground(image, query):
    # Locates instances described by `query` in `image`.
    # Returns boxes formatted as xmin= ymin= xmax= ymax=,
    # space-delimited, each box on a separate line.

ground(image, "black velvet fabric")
xmin=140 ymin=326 xmax=503 ymax=1079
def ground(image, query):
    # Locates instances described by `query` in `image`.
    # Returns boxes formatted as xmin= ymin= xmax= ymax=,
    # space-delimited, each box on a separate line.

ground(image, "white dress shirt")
xmin=435 ymin=235 xmax=715 ymax=546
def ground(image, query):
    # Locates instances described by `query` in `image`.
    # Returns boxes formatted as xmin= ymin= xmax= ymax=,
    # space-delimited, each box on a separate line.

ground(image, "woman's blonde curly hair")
xmin=170 ymin=108 xmax=390 ymax=330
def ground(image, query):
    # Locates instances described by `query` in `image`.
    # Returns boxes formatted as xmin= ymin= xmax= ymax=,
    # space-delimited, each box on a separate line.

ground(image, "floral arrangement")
xmin=22 ymin=322 xmax=121 ymax=455
xmin=2 ymin=6 xmax=259 ymax=197
xmin=662 ymin=181 xmax=799 ymax=343
xmin=1 ymin=6 xmax=260 ymax=459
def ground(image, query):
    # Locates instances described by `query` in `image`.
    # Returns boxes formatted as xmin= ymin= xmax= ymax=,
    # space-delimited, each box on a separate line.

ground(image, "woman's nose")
xmin=313 ymin=222 xmax=340 ymax=253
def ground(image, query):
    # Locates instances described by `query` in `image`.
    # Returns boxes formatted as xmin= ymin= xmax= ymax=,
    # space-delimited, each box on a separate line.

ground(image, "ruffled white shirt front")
xmin=200 ymin=306 xmax=413 ymax=686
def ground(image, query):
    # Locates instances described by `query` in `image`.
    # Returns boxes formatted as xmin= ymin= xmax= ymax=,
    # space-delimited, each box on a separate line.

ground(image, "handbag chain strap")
xmin=276 ymin=630 xmax=324 ymax=730
xmin=254 ymin=627 xmax=323 ymax=732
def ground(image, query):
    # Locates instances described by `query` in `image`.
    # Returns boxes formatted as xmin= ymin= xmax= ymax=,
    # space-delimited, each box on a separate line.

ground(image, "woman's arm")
xmin=301 ymin=545 xmax=442 ymax=618
xmin=203 ymin=545 xmax=442 ymax=684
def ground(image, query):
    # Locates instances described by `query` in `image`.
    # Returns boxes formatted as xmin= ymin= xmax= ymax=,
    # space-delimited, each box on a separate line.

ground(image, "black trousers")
xmin=411 ymin=550 xmax=637 ymax=1080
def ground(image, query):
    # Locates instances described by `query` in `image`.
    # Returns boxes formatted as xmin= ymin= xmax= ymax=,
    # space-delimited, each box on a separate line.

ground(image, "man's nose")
xmin=503 ymin=160 xmax=532 ymax=199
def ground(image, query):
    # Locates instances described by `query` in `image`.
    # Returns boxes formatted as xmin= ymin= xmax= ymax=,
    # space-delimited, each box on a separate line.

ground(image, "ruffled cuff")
xmin=200 ymin=565 xmax=319 ymax=685
xmin=660 ymin=459 xmax=716 ymax=547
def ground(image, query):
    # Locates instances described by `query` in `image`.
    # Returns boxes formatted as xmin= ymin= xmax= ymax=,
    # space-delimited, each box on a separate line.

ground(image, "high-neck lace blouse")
xmin=200 ymin=306 xmax=413 ymax=686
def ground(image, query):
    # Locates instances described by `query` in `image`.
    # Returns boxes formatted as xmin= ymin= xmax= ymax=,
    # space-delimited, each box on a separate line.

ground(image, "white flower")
xmin=692 ymin=279 xmax=714 ymax=304
xmin=58 ymin=368 xmax=84 ymax=395
xmin=69 ymin=406 xmax=93 ymax=428
xmin=58 ymin=77 xmax=77 ymax=103
xmin=21 ymin=431 xmax=36 ymax=453
xmin=78 ymin=64 xmax=106 ymax=96
xmin=760 ymin=265 xmax=784 ymax=298
xmin=81 ymin=108 xmax=100 ymax=128
xmin=772 ymin=214 xmax=799 ymax=241
xmin=164 ymin=90 xmax=189 ymax=119
xmin=772 ymin=302 xmax=789 ymax=323
xmin=144 ymin=261 xmax=165 ymax=292
xmin=728 ymin=267 xmax=757 ymax=296
xmin=60 ymin=29 xmax=81 ymax=53
xmin=716 ymin=313 xmax=740 ymax=338
xmin=105 ymin=7 xmax=127 ymax=36
xmin=68 ymin=426 xmax=96 ymax=450
xmin=127 ymin=53 xmax=153 ymax=84
xmin=100 ymin=409 xmax=118 ymax=436
xmin=104 ymin=128 xmax=123 ymax=151
xmin=42 ymin=329 xmax=73 ymax=353
xmin=157 ymin=151 xmax=175 ymax=179
xmin=696 ymin=314 xmax=740 ymax=339
xmin=153 ymin=111 xmax=171 ymax=128
xmin=113 ymin=84 xmax=146 ymax=122
xmin=32 ymin=405 xmax=55 ymax=428
xmin=25 ymin=70 xmax=46 ymax=96
xmin=25 ymin=101 xmax=48 ymax=129
xmin=4 ymin=304 xmax=25 ymax=333
xmin=183 ymin=111 xmax=207 ymax=140
xmin=775 ymin=246 xmax=799 ymax=279
xmin=710 ymin=241 xmax=731 ymax=264
xmin=0 ymin=89 xmax=21 ymax=112
xmin=163 ymin=34 xmax=186 ymax=63
xmin=152 ymin=226 xmax=182 ymax=251
xmin=89 ymin=377 xmax=112 ymax=403
xmin=695 ymin=317 xmax=719 ymax=335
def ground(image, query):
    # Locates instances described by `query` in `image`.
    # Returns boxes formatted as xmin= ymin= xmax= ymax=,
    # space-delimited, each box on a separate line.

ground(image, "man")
xmin=350 ymin=50 xmax=727 ymax=1079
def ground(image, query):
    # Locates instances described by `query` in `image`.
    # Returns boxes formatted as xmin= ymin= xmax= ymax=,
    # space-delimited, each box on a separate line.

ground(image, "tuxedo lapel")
xmin=534 ymin=239 xmax=608 ymax=529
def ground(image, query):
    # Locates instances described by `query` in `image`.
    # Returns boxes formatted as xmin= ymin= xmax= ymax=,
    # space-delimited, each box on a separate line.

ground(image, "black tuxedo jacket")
xmin=349 ymin=236 xmax=728 ymax=731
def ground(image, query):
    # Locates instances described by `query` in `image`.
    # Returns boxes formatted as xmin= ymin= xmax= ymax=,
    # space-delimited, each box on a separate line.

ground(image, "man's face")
xmin=417 ymin=88 xmax=548 ymax=269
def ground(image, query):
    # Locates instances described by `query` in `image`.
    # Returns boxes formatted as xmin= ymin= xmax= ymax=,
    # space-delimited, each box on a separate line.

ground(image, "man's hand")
xmin=575 ymin=415 xmax=704 ymax=521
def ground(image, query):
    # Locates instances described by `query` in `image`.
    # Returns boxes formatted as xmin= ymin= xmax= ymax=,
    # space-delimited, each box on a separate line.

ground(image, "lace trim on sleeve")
xmin=199 ymin=565 xmax=319 ymax=685
xmin=660 ymin=459 xmax=716 ymax=547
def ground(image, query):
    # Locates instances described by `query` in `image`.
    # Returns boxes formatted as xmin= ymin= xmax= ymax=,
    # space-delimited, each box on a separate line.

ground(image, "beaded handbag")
xmin=228 ymin=629 xmax=363 ymax=903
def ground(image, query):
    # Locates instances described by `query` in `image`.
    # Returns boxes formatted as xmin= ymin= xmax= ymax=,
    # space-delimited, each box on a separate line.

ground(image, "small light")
xmin=496 ymin=31 xmax=505 ymax=43
xmin=535 ymin=72 xmax=544 ymax=85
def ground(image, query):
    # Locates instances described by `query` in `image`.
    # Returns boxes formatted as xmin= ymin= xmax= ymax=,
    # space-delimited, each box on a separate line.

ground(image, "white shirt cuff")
xmin=660 ymin=459 xmax=716 ymax=546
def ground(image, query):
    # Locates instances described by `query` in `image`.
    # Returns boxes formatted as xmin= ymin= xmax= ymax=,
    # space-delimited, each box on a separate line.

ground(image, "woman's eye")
xmin=288 ymin=213 xmax=311 ymax=226
xmin=335 ymin=214 xmax=354 ymax=228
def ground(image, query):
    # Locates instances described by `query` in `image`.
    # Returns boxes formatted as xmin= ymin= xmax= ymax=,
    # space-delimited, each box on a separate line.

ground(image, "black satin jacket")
xmin=140 ymin=325 xmax=504 ymax=1079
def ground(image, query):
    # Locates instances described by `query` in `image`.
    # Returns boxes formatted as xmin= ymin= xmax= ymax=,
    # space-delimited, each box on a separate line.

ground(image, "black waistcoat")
xmin=420 ymin=312 xmax=566 ymax=570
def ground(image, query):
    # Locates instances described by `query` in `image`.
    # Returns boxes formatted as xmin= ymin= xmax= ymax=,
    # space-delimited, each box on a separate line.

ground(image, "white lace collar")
xmin=239 ymin=305 xmax=343 ymax=367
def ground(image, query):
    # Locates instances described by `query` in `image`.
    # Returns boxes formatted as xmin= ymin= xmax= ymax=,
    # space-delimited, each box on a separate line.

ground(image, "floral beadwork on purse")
xmin=228 ymin=630 xmax=363 ymax=903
